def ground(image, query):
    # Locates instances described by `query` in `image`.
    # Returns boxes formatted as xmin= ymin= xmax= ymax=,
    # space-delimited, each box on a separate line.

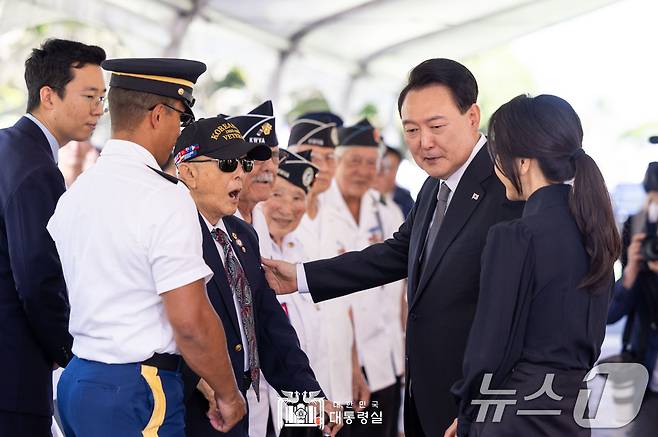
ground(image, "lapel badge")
xmin=472 ymin=193 xmax=480 ymax=201
xmin=233 ymin=235 xmax=246 ymax=252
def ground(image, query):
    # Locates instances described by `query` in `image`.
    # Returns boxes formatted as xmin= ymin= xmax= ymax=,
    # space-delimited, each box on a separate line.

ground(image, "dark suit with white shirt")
xmin=301 ymin=142 xmax=523 ymax=436
xmin=183 ymin=214 xmax=323 ymax=437
xmin=0 ymin=116 xmax=73 ymax=435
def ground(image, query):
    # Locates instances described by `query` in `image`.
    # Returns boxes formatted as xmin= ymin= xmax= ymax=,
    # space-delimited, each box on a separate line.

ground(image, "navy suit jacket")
xmin=183 ymin=214 xmax=322 ymax=436
xmin=0 ymin=116 xmax=73 ymax=416
xmin=303 ymin=145 xmax=524 ymax=435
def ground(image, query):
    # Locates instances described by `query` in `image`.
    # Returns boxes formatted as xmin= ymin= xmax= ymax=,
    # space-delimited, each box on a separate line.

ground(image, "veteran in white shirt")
xmin=294 ymin=119 xmax=400 ymax=437
xmin=260 ymin=149 xmax=330 ymax=435
xmin=287 ymin=113 xmax=368 ymax=412
xmin=171 ymin=122 xmax=340 ymax=437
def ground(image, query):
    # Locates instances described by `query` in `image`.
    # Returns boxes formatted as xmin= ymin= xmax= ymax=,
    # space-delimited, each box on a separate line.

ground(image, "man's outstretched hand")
xmin=261 ymin=258 xmax=298 ymax=295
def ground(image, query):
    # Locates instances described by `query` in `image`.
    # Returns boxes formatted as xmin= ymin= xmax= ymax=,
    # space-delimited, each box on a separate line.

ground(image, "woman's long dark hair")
xmin=487 ymin=94 xmax=621 ymax=290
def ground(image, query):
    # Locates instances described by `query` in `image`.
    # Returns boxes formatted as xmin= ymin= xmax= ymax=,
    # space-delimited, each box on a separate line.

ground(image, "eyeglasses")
xmin=149 ymin=103 xmax=195 ymax=127
xmin=81 ymin=94 xmax=107 ymax=114
xmin=187 ymin=158 xmax=254 ymax=173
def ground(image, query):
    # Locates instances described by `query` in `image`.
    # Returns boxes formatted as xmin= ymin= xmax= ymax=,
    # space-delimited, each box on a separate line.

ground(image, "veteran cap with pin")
xmin=277 ymin=149 xmax=319 ymax=194
xmin=288 ymin=111 xmax=343 ymax=148
xmin=173 ymin=116 xmax=271 ymax=166
xmin=338 ymin=118 xmax=381 ymax=147
xmin=101 ymin=57 xmax=207 ymax=120
xmin=223 ymin=101 xmax=278 ymax=148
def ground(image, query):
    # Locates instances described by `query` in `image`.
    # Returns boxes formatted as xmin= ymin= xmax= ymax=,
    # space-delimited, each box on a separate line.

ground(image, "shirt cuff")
xmin=296 ymin=263 xmax=310 ymax=293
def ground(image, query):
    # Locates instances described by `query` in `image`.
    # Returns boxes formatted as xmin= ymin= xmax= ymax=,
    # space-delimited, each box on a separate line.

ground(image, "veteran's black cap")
xmin=173 ymin=116 xmax=271 ymax=166
xmin=277 ymin=149 xmax=318 ymax=193
xmin=338 ymin=118 xmax=381 ymax=147
xmin=223 ymin=101 xmax=278 ymax=148
xmin=102 ymin=57 xmax=206 ymax=117
xmin=288 ymin=111 xmax=343 ymax=148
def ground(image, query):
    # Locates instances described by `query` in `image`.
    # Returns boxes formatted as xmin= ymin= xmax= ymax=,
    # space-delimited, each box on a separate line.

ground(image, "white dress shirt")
xmin=234 ymin=204 xmax=274 ymax=260
xmin=292 ymin=188 xmax=354 ymax=404
xmin=301 ymin=181 xmax=397 ymax=392
xmin=270 ymin=232 xmax=329 ymax=391
xmin=47 ymin=139 xmax=213 ymax=364
xmin=441 ymin=133 xmax=486 ymax=207
xmin=233 ymin=203 xmax=276 ymax=437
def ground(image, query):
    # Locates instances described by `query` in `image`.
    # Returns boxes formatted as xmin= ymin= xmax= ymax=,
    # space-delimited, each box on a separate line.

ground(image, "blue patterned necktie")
xmin=211 ymin=227 xmax=261 ymax=400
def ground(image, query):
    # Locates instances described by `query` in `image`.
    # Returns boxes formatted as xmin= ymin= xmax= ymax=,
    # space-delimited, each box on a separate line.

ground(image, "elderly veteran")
xmin=224 ymin=101 xmax=280 ymax=258
xmin=259 ymin=149 xmax=330 ymax=437
xmin=174 ymin=117 xmax=342 ymax=437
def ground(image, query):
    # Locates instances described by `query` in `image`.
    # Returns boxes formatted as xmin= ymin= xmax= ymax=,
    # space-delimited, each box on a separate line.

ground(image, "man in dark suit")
xmin=0 ymin=39 xmax=106 ymax=436
xmin=374 ymin=145 xmax=415 ymax=218
xmin=173 ymin=116 xmax=342 ymax=437
xmin=263 ymin=58 xmax=524 ymax=436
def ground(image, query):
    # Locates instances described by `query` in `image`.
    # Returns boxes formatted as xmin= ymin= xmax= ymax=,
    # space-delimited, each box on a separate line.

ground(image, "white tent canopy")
xmin=0 ymin=0 xmax=619 ymax=119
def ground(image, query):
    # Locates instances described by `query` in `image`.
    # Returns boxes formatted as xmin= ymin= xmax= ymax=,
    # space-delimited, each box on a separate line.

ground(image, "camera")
xmin=640 ymin=162 xmax=658 ymax=263
xmin=641 ymin=235 xmax=658 ymax=262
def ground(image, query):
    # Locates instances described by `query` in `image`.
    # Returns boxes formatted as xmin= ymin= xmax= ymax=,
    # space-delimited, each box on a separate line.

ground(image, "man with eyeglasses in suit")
xmin=0 ymin=38 xmax=106 ymax=436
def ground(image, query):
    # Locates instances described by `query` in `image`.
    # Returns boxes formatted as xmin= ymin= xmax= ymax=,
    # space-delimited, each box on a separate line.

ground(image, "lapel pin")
xmin=472 ymin=193 xmax=480 ymax=200
xmin=241 ymin=247 xmax=246 ymax=253
xmin=231 ymin=232 xmax=238 ymax=240
xmin=235 ymin=239 xmax=243 ymax=247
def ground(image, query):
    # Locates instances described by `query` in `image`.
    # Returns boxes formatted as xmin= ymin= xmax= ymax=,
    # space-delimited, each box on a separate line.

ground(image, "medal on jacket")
xmin=231 ymin=232 xmax=246 ymax=252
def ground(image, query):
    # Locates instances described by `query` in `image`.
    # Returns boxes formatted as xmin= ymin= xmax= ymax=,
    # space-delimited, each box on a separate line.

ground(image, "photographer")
xmin=608 ymin=161 xmax=658 ymax=435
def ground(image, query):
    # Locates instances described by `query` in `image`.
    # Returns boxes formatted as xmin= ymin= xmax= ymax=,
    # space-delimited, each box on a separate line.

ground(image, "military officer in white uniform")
xmin=48 ymin=58 xmax=246 ymax=437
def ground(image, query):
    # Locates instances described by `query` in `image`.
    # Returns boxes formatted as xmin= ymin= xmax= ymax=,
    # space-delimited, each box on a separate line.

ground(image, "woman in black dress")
xmin=448 ymin=94 xmax=621 ymax=436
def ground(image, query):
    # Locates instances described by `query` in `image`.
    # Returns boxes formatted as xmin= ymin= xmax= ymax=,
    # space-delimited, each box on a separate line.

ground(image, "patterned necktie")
xmin=421 ymin=182 xmax=451 ymax=272
xmin=211 ymin=228 xmax=261 ymax=400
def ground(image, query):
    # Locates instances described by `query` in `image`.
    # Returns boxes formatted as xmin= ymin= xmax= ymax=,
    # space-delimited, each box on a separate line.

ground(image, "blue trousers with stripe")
xmin=58 ymin=356 xmax=185 ymax=437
